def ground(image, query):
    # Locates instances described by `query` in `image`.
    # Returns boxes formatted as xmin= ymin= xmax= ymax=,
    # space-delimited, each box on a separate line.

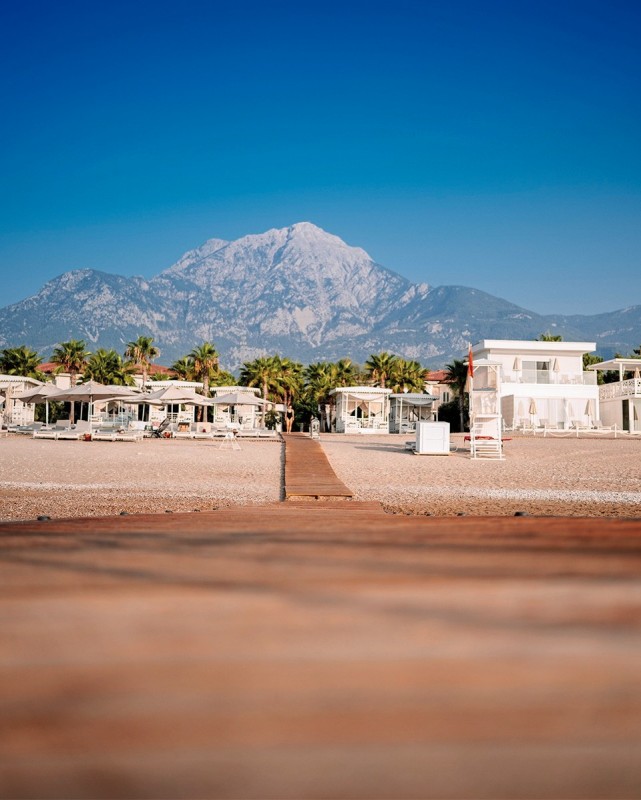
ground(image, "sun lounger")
xmin=13 ymin=422 xmax=44 ymax=435
xmin=33 ymin=429 xmax=60 ymax=439
xmin=193 ymin=422 xmax=213 ymax=440
xmin=173 ymin=421 xmax=194 ymax=439
xmin=581 ymin=421 xmax=618 ymax=436
xmin=91 ymin=430 xmax=117 ymax=441
xmin=57 ymin=422 xmax=91 ymax=440
xmin=92 ymin=421 xmax=144 ymax=442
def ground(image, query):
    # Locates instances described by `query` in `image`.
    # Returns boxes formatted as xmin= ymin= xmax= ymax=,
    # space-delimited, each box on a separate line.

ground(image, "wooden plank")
xmin=284 ymin=433 xmax=354 ymax=498
xmin=1 ymin=509 xmax=641 ymax=798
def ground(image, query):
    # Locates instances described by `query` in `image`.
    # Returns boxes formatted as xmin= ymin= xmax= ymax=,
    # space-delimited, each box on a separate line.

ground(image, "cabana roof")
xmin=0 ymin=375 xmax=42 ymax=389
xmin=389 ymin=393 xmax=435 ymax=404
xmin=329 ymin=386 xmax=391 ymax=397
xmin=586 ymin=358 xmax=641 ymax=371
xmin=212 ymin=386 xmax=261 ymax=396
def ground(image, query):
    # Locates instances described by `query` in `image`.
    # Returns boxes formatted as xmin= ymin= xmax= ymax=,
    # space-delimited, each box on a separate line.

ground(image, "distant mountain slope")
xmin=0 ymin=222 xmax=639 ymax=368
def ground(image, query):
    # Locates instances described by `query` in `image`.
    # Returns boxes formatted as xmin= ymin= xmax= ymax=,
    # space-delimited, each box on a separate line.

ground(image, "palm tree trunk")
xmin=69 ymin=370 xmax=77 ymax=423
xmin=200 ymin=375 xmax=210 ymax=422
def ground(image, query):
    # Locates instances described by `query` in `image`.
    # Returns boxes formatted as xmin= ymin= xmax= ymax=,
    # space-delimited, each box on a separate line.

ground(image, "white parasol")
xmin=53 ymin=382 xmax=142 ymax=430
xmin=14 ymin=383 xmax=65 ymax=426
xmin=120 ymin=386 xmax=212 ymax=406
xmin=210 ymin=392 xmax=266 ymax=406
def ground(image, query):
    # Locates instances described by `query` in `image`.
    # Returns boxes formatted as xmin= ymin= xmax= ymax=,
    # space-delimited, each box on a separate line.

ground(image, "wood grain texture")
xmin=284 ymin=433 xmax=353 ymax=498
xmin=1 ymin=438 xmax=641 ymax=798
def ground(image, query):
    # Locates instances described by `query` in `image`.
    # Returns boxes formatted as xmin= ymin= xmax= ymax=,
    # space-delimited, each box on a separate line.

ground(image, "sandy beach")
xmin=322 ymin=433 xmax=641 ymax=518
xmin=0 ymin=437 xmax=283 ymax=521
xmin=0 ymin=432 xmax=640 ymax=521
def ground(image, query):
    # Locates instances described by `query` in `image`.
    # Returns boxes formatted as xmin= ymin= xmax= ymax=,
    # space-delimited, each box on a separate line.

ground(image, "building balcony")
xmin=502 ymin=371 xmax=597 ymax=386
xmin=599 ymin=379 xmax=641 ymax=401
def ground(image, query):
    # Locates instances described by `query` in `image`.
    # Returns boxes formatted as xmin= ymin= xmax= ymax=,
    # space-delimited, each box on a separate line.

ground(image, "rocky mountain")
xmin=0 ymin=222 xmax=639 ymax=369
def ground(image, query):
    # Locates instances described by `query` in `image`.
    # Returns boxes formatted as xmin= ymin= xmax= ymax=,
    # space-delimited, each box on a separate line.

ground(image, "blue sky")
xmin=1 ymin=0 xmax=640 ymax=314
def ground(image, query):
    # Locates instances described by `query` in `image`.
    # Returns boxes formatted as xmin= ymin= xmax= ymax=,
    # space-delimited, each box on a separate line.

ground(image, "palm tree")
xmin=170 ymin=357 xmax=196 ymax=381
xmin=445 ymin=358 xmax=469 ymax=432
xmin=389 ymin=358 xmax=427 ymax=393
xmin=333 ymin=358 xmax=358 ymax=387
xmin=83 ymin=349 xmax=136 ymax=385
xmin=124 ymin=335 xmax=159 ymax=387
xmin=240 ymin=356 xmax=283 ymax=401
xmin=188 ymin=342 xmax=219 ymax=421
xmin=277 ymin=357 xmax=304 ymax=405
xmin=51 ymin=340 xmax=90 ymax=423
xmin=0 ymin=345 xmax=44 ymax=380
xmin=365 ymin=352 xmax=397 ymax=388
xmin=189 ymin=342 xmax=219 ymax=398
xmin=51 ymin=340 xmax=89 ymax=387
xmin=211 ymin=369 xmax=237 ymax=387
xmin=537 ymin=332 xmax=563 ymax=342
xmin=303 ymin=361 xmax=339 ymax=431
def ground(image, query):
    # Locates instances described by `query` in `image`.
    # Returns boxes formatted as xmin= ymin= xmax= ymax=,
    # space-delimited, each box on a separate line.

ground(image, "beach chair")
xmin=57 ymin=420 xmax=91 ymax=440
xmin=150 ymin=418 xmax=172 ymax=438
xmin=91 ymin=429 xmax=117 ymax=441
xmin=174 ymin=421 xmax=195 ymax=439
xmin=33 ymin=419 xmax=71 ymax=440
xmin=194 ymin=422 xmax=213 ymax=440
xmin=14 ymin=422 xmax=43 ymax=435
xmin=584 ymin=420 xmax=618 ymax=436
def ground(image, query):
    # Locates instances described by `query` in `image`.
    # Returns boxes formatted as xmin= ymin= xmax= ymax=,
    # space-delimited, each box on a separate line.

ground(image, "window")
xmin=522 ymin=360 xmax=550 ymax=384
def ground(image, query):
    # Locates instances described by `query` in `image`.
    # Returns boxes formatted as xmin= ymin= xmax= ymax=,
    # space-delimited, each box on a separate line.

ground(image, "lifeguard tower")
xmin=468 ymin=358 xmax=504 ymax=459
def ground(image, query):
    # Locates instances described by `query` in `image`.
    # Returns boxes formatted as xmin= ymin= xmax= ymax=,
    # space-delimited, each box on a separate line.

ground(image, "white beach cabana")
xmin=210 ymin=391 xmax=267 ymax=430
xmin=586 ymin=358 xmax=641 ymax=432
xmin=53 ymin=381 xmax=142 ymax=430
xmin=117 ymin=384 xmax=212 ymax=427
xmin=389 ymin=393 xmax=436 ymax=433
xmin=329 ymin=387 xmax=391 ymax=433
xmin=1 ymin=375 xmax=53 ymax=427
xmin=13 ymin=383 xmax=65 ymax=426
xmin=210 ymin=387 xmax=265 ymax=428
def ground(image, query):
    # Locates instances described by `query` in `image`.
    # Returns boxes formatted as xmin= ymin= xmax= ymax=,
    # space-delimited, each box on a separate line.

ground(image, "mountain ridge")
xmin=0 ymin=222 xmax=639 ymax=369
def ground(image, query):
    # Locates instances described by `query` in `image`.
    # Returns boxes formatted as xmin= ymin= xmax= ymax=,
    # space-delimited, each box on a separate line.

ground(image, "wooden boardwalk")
xmin=1 ymin=437 xmax=641 ymax=798
xmin=284 ymin=432 xmax=353 ymax=499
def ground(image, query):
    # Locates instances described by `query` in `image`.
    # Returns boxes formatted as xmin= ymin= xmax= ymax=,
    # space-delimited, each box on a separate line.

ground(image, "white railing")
xmin=599 ymin=379 xmax=641 ymax=400
xmin=502 ymin=371 xmax=596 ymax=386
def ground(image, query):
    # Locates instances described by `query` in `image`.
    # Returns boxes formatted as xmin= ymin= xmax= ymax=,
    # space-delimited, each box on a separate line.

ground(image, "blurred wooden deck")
xmin=1 ymin=434 xmax=641 ymax=797
xmin=1 ymin=507 xmax=641 ymax=799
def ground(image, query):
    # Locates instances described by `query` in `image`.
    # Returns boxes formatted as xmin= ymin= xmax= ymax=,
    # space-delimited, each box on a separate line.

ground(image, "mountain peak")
xmin=0 ymin=223 xmax=638 ymax=366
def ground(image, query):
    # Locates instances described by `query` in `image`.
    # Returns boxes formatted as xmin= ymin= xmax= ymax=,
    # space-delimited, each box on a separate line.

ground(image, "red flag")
xmin=467 ymin=345 xmax=474 ymax=379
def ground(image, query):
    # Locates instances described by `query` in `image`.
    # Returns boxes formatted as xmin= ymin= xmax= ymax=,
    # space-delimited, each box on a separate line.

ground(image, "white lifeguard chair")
xmin=468 ymin=359 xmax=504 ymax=460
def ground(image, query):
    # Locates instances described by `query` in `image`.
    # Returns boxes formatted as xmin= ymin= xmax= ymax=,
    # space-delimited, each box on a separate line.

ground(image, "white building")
xmin=586 ymin=358 xmax=641 ymax=433
xmin=329 ymin=387 xmax=391 ymax=433
xmin=424 ymin=370 xmax=452 ymax=418
xmin=211 ymin=386 xmax=263 ymax=427
xmin=0 ymin=375 xmax=41 ymax=427
xmin=136 ymin=379 xmax=204 ymax=425
xmin=471 ymin=340 xmax=599 ymax=430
